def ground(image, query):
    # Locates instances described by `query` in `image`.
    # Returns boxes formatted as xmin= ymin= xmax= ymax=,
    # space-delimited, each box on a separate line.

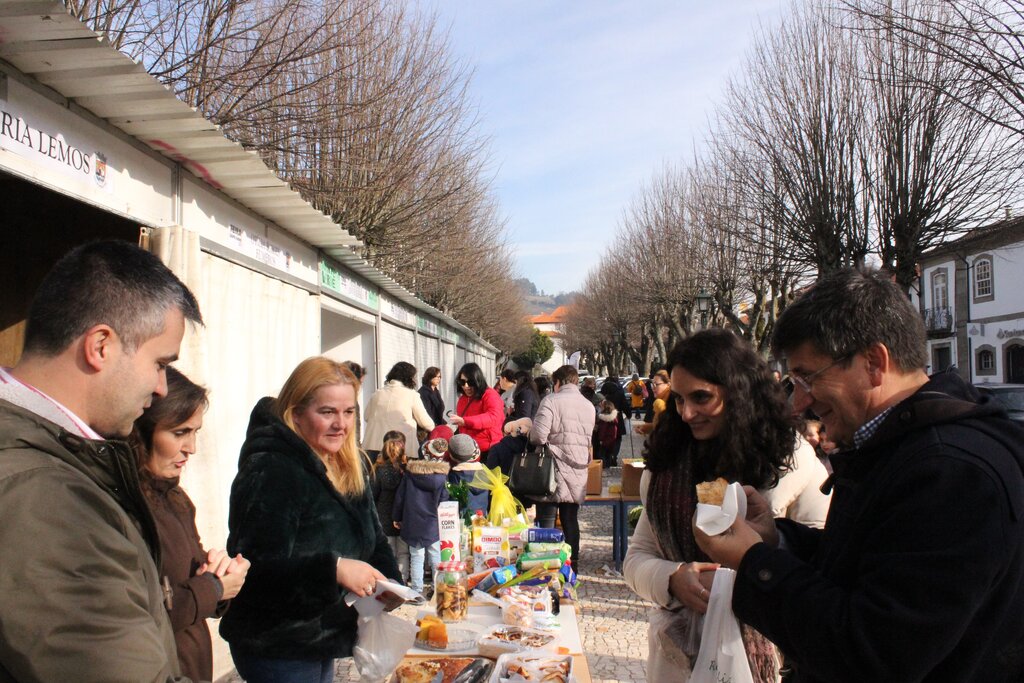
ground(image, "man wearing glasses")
xmin=695 ymin=268 xmax=1024 ymax=682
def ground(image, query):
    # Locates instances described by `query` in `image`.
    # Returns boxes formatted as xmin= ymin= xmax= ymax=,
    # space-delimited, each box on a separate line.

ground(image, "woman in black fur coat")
xmin=221 ymin=357 xmax=401 ymax=683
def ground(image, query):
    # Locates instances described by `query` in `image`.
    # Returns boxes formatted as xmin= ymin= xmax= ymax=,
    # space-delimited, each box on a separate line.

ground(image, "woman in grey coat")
xmin=529 ymin=365 xmax=596 ymax=569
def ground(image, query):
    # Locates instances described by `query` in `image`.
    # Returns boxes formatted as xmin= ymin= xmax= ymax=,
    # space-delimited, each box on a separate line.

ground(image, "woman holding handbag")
xmin=528 ymin=365 xmax=596 ymax=570
xmin=447 ymin=362 xmax=505 ymax=463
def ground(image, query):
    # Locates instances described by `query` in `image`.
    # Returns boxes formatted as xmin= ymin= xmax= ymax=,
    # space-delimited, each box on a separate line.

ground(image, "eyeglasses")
xmin=789 ymin=354 xmax=852 ymax=394
xmin=457 ymin=378 xmax=469 ymax=386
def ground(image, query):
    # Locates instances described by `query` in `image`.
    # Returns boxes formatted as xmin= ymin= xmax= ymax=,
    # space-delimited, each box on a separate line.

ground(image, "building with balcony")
xmin=914 ymin=216 xmax=1024 ymax=384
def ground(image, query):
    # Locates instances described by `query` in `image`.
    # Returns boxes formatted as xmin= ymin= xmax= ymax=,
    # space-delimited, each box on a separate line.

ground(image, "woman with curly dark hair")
xmin=623 ymin=329 xmax=824 ymax=682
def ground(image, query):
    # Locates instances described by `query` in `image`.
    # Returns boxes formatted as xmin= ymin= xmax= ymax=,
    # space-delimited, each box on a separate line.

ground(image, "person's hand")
xmin=337 ymin=558 xmax=387 ymax=597
xmin=742 ymin=486 xmax=779 ymax=548
xmin=668 ymin=561 xmax=719 ymax=614
xmin=448 ymin=415 xmax=465 ymax=427
xmin=218 ymin=554 xmax=250 ymax=600
xmin=503 ymin=421 xmax=515 ymax=435
xmin=198 ymin=548 xmax=232 ymax=578
xmin=393 ymin=521 xmax=401 ymax=530
xmin=693 ymin=516 xmax=763 ymax=569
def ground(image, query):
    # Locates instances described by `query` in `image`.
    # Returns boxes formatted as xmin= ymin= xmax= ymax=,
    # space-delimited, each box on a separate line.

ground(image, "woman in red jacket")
xmin=448 ymin=362 xmax=505 ymax=461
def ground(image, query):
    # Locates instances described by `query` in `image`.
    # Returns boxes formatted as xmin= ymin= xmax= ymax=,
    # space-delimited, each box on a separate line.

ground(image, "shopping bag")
xmin=647 ymin=607 xmax=702 ymax=680
xmin=509 ymin=445 xmax=557 ymax=499
xmin=470 ymin=465 xmax=528 ymax=526
xmin=691 ymin=568 xmax=753 ymax=683
xmin=346 ymin=580 xmax=423 ymax=682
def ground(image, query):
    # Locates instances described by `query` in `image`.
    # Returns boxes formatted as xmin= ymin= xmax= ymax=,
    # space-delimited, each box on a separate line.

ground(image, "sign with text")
xmin=1 ymin=83 xmax=113 ymax=193
xmin=320 ymin=260 xmax=379 ymax=310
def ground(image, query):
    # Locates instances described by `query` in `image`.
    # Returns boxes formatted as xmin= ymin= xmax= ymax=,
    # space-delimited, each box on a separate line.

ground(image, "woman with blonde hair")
xmin=221 ymin=357 xmax=401 ymax=683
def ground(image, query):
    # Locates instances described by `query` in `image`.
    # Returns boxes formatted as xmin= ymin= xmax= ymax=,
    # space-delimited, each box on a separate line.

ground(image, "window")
xmin=977 ymin=347 xmax=996 ymax=377
xmin=931 ymin=270 xmax=948 ymax=309
xmin=974 ymin=256 xmax=994 ymax=302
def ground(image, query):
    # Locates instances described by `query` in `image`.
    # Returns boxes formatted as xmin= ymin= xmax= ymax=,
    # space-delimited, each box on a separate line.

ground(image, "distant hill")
xmin=516 ymin=278 xmax=578 ymax=316
xmin=523 ymin=294 xmax=558 ymax=315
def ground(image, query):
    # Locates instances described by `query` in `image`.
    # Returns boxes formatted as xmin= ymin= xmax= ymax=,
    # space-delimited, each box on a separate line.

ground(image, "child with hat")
xmin=393 ymin=426 xmax=451 ymax=595
xmin=446 ymin=434 xmax=489 ymax=514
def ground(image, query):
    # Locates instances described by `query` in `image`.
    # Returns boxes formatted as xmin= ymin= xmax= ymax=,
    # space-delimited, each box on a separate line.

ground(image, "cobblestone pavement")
xmin=221 ymin=428 xmax=652 ymax=683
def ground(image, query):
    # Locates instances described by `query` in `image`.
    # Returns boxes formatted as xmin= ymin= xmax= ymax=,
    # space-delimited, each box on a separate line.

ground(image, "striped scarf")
xmin=648 ymin=449 xmax=780 ymax=683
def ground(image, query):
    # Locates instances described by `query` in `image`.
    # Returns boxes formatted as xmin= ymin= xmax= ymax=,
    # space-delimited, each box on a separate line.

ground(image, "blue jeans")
xmin=388 ymin=535 xmax=411 ymax=584
xmin=230 ymin=647 xmax=334 ymax=683
xmin=408 ymin=540 xmax=440 ymax=592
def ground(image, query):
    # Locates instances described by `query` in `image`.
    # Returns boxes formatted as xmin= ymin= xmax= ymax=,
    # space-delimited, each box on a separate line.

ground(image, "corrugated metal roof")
xmin=0 ymin=1 xmax=495 ymax=351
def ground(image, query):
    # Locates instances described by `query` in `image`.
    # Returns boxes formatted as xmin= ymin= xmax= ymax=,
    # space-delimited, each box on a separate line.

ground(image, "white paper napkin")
xmin=695 ymin=482 xmax=747 ymax=536
xmin=344 ymin=578 xmax=424 ymax=616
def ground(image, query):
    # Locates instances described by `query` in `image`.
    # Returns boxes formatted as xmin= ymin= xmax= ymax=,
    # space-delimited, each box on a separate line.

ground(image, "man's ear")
xmin=863 ymin=342 xmax=890 ymax=388
xmin=81 ymin=324 xmax=117 ymax=372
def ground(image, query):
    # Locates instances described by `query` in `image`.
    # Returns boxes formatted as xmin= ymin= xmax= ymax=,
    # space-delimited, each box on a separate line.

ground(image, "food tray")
xmin=476 ymin=625 xmax=556 ymax=658
xmin=489 ymin=652 xmax=573 ymax=683
xmin=414 ymin=625 xmax=482 ymax=652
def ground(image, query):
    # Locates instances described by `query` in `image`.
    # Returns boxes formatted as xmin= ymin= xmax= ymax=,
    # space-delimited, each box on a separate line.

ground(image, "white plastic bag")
xmin=345 ymin=580 xmax=423 ymax=682
xmin=647 ymin=607 xmax=701 ymax=681
xmin=690 ymin=568 xmax=753 ymax=683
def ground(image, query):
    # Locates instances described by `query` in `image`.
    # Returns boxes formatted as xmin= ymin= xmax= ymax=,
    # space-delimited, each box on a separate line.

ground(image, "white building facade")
xmin=914 ymin=218 xmax=1024 ymax=384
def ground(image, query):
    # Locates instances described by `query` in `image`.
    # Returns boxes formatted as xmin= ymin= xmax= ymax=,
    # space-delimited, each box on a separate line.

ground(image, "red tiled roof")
xmin=530 ymin=305 xmax=571 ymax=324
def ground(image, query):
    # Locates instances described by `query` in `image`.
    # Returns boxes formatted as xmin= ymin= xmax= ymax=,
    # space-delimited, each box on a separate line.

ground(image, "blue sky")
xmin=417 ymin=1 xmax=785 ymax=295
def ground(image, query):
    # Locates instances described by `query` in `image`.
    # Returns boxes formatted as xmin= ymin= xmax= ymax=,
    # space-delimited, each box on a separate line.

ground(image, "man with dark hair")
xmin=695 ymin=268 xmax=1024 ymax=682
xmin=0 ymin=240 xmax=202 ymax=682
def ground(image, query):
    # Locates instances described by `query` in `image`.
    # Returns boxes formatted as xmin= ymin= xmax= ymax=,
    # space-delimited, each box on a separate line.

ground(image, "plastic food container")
xmin=435 ymin=560 xmax=469 ymax=622
xmin=476 ymin=625 xmax=556 ymax=659
xmin=490 ymin=653 xmax=573 ymax=683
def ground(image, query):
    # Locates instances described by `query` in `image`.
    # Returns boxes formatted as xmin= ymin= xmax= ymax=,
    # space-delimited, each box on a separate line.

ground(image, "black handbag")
xmin=509 ymin=444 xmax=557 ymax=499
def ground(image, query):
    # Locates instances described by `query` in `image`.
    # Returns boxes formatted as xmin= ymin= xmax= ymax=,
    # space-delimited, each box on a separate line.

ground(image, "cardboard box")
xmin=621 ymin=459 xmax=646 ymax=498
xmin=586 ymin=460 xmax=603 ymax=496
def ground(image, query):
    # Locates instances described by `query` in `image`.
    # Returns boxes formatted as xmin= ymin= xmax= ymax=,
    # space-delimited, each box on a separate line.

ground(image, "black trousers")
xmin=534 ymin=502 xmax=581 ymax=570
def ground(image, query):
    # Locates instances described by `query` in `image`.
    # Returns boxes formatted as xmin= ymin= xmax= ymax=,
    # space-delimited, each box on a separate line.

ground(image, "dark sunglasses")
xmin=457 ymin=378 xmax=470 ymax=386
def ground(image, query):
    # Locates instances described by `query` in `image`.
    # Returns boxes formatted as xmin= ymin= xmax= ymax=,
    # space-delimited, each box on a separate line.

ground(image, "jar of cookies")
xmin=434 ymin=560 xmax=469 ymax=622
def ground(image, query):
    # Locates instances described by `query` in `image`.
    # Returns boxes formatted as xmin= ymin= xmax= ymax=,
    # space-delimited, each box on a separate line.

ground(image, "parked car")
xmin=976 ymin=383 xmax=1024 ymax=424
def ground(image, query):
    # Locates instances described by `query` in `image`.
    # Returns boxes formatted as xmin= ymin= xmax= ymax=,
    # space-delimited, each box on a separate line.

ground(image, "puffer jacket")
xmin=734 ymin=371 xmax=1024 ymax=682
xmin=220 ymin=397 xmax=401 ymax=660
xmin=456 ymin=387 xmax=505 ymax=453
xmin=0 ymin=399 xmax=187 ymax=683
xmin=393 ymin=458 xmax=450 ymax=547
xmin=530 ymin=384 xmax=597 ymax=504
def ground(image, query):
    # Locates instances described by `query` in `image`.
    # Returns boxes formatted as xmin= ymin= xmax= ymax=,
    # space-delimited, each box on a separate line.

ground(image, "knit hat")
xmin=422 ymin=437 xmax=449 ymax=460
xmin=427 ymin=424 xmax=454 ymax=442
xmin=448 ymin=433 xmax=480 ymax=464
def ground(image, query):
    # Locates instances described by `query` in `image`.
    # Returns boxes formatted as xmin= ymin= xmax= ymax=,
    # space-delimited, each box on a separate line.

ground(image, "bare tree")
xmin=689 ymin=149 xmax=808 ymax=351
xmin=720 ymin=1 xmax=874 ymax=276
xmin=70 ymin=0 xmax=531 ymax=353
xmin=849 ymin=0 xmax=1021 ymax=289
xmin=848 ymin=0 xmax=1024 ymax=143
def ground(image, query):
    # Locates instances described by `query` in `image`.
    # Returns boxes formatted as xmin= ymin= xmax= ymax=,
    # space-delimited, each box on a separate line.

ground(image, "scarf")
xmin=648 ymin=445 xmax=780 ymax=683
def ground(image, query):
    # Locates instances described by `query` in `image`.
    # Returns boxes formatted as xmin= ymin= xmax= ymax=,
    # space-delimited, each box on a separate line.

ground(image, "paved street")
xmin=221 ymin=427 xmax=653 ymax=683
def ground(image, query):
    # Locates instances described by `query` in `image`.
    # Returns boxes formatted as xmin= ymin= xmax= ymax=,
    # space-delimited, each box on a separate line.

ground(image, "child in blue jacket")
xmin=393 ymin=440 xmax=450 ymax=594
